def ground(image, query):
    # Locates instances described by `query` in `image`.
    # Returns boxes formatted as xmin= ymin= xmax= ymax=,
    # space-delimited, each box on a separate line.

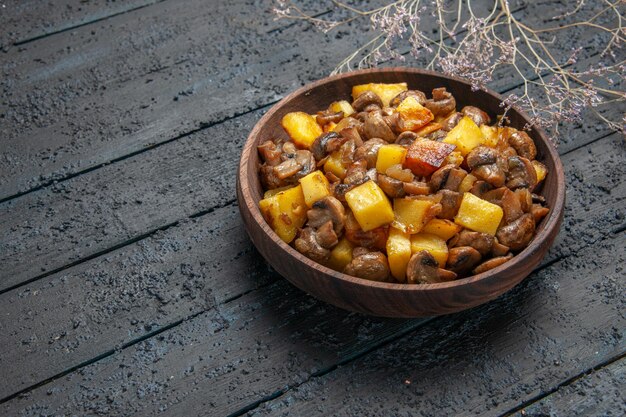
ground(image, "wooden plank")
xmin=1 ymin=132 xmax=623 ymax=411
xmin=2 ymin=0 xmax=614 ymax=200
xmin=0 ymin=0 xmax=163 ymax=49
xmin=2 ymin=217 xmax=623 ymax=416
xmin=516 ymin=358 xmax=626 ymax=417
xmin=245 ymin=232 xmax=626 ymax=417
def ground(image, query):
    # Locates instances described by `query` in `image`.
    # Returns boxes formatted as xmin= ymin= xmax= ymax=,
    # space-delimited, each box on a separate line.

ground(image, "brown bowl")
xmin=237 ymin=67 xmax=565 ymax=318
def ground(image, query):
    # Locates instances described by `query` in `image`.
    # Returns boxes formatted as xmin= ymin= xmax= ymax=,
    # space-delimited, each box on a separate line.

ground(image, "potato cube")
xmin=393 ymin=197 xmax=436 ymax=234
xmin=404 ymin=139 xmax=456 ymax=177
xmin=258 ymin=185 xmax=308 ymax=243
xmin=263 ymin=185 xmax=294 ymax=199
xmin=443 ymin=116 xmax=485 ymax=156
xmin=329 ymin=100 xmax=355 ymax=117
xmin=281 ymin=111 xmax=323 ymax=149
xmin=376 ymin=144 xmax=407 ymax=174
xmin=386 ymin=227 xmax=412 ymax=282
xmin=480 ymin=125 xmax=500 ymax=147
xmin=422 ymin=218 xmax=462 ymax=241
xmin=324 ymin=150 xmax=348 ymax=179
xmin=352 ymin=82 xmax=408 ymax=107
xmin=345 ymin=181 xmax=395 ymax=231
xmin=454 ymin=192 xmax=504 ymax=235
xmin=410 ymin=233 xmax=449 ymax=267
xmin=396 ymin=96 xmax=434 ymax=131
xmin=328 ymin=237 xmax=355 ymax=272
xmin=532 ymin=160 xmax=548 ymax=183
xmin=299 ymin=170 xmax=330 ymax=207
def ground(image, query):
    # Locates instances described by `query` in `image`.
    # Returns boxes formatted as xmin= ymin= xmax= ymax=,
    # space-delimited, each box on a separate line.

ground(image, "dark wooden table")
xmin=1 ymin=1 xmax=624 ymax=416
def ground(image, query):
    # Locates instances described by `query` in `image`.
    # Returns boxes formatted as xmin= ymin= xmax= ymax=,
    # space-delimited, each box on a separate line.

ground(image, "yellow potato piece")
xmin=454 ymin=192 xmax=504 ymax=236
xmin=345 ymin=181 xmax=395 ymax=232
xmin=299 ymin=170 xmax=330 ymax=207
xmin=396 ymin=96 xmax=434 ymax=131
xmin=376 ymin=144 xmax=407 ymax=174
xmin=386 ymin=227 xmax=412 ymax=282
xmin=258 ymin=185 xmax=308 ymax=243
xmin=410 ymin=233 xmax=449 ymax=267
xmin=328 ymin=237 xmax=355 ymax=272
xmin=393 ymin=198 xmax=435 ymax=234
xmin=532 ymin=160 xmax=548 ymax=183
xmin=480 ymin=124 xmax=500 ymax=147
xmin=422 ymin=218 xmax=462 ymax=241
xmin=263 ymin=185 xmax=294 ymax=199
xmin=281 ymin=111 xmax=323 ymax=149
xmin=458 ymin=173 xmax=478 ymax=194
xmin=352 ymin=82 xmax=408 ymax=107
xmin=324 ymin=150 xmax=347 ymax=179
xmin=329 ymin=100 xmax=355 ymax=117
xmin=443 ymin=116 xmax=485 ymax=156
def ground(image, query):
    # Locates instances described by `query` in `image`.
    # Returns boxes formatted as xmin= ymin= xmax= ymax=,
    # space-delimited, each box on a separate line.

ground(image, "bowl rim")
xmin=238 ymin=67 xmax=566 ymax=293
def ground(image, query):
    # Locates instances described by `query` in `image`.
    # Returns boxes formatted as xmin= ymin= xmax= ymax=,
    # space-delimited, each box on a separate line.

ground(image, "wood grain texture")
xmin=0 ymin=132 xmax=622 ymax=402
xmin=238 ymin=67 xmax=566 ymax=317
xmin=248 ymin=232 xmax=625 ymax=417
xmin=3 ymin=222 xmax=622 ymax=416
xmin=517 ymin=358 xmax=626 ymax=417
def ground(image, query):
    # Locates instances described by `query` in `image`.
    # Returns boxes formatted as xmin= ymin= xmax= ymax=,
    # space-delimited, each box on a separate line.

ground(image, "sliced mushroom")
xmin=311 ymin=132 xmax=345 ymax=161
xmin=425 ymin=87 xmax=456 ymax=117
xmin=441 ymin=112 xmax=463 ymax=131
xmin=395 ymin=131 xmax=418 ymax=147
xmin=446 ymin=246 xmax=482 ymax=275
xmin=330 ymin=182 xmax=354 ymax=203
xmin=461 ymin=106 xmax=491 ymax=126
xmin=466 ymin=146 xmax=498 ymax=169
xmin=363 ymin=111 xmax=396 ymax=142
xmin=295 ymin=150 xmax=316 ymax=178
xmin=436 ymin=189 xmax=462 ymax=220
xmin=390 ymin=90 xmax=427 ymax=107
xmin=506 ymin=156 xmax=537 ymax=190
xmin=501 ymin=188 xmax=524 ymax=223
xmin=257 ymin=140 xmax=282 ymax=166
xmin=469 ymin=180 xmax=492 ymax=199
xmin=467 ymin=147 xmax=506 ymax=187
xmin=344 ymin=250 xmax=390 ymax=282
xmin=496 ymin=213 xmax=535 ymax=251
xmin=338 ymin=138 xmax=357 ymax=166
xmin=354 ymin=138 xmax=386 ymax=169
xmin=508 ymin=130 xmax=537 ymax=160
xmin=472 ymin=164 xmax=506 ymax=188
xmin=430 ymin=165 xmax=467 ymax=192
xmin=473 ymin=254 xmax=513 ymax=274
xmin=259 ymin=164 xmax=286 ymax=190
xmin=386 ymin=164 xmax=414 ymax=182
xmin=516 ymin=188 xmax=533 ymax=212
xmin=315 ymin=220 xmax=339 ymax=249
xmin=344 ymin=159 xmax=368 ymax=186
xmin=294 ymin=227 xmax=330 ymax=263
xmin=339 ymin=127 xmax=363 ymax=148
xmin=378 ymin=174 xmax=406 ymax=198
xmin=352 ymin=91 xmax=383 ymax=112
xmin=403 ymin=180 xmax=431 ymax=196
xmin=307 ymin=196 xmax=346 ymax=234
xmin=530 ymin=204 xmax=550 ymax=223
xmin=453 ymin=230 xmax=494 ymax=257
xmin=406 ymin=251 xmax=457 ymax=284
xmin=491 ymin=240 xmax=510 ymax=257
xmin=316 ymin=110 xmax=344 ymax=126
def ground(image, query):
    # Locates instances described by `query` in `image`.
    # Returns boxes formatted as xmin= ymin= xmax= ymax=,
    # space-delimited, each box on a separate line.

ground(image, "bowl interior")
xmin=238 ymin=67 xmax=564 ymax=316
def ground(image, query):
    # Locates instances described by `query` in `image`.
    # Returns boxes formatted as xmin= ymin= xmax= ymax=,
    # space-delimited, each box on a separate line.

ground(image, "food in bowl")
xmin=256 ymin=82 xmax=550 ymax=284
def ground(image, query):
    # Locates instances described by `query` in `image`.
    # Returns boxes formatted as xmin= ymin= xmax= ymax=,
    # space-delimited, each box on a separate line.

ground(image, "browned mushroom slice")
xmin=496 ymin=213 xmax=535 ymax=251
xmin=311 ymin=132 xmax=344 ymax=161
xmin=453 ymin=230 xmax=495 ymax=257
xmin=436 ymin=189 xmax=462 ymax=220
xmin=390 ymin=89 xmax=427 ymax=107
xmin=386 ymin=164 xmax=414 ymax=182
xmin=259 ymin=164 xmax=287 ymax=190
xmin=344 ymin=159 xmax=368 ymax=186
xmin=395 ymin=131 xmax=418 ymax=147
xmin=466 ymin=146 xmax=506 ymax=187
xmin=294 ymin=227 xmax=330 ymax=263
xmin=441 ymin=112 xmax=463 ymax=131
xmin=446 ymin=246 xmax=482 ymax=275
xmin=508 ymin=130 xmax=537 ymax=160
xmin=407 ymin=250 xmax=457 ymax=284
xmin=430 ymin=165 xmax=468 ymax=192
xmin=461 ymin=106 xmax=491 ymax=126
xmin=471 ymin=164 xmax=506 ymax=188
xmin=403 ymin=180 xmax=431 ymax=196
xmin=338 ymin=139 xmax=357 ymax=166
xmin=258 ymin=140 xmax=282 ymax=166
xmin=339 ymin=127 xmax=364 ymax=148
xmin=274 ymin=157 xmax=302 ymax=180
xmin=330 ymin=182 xmax=354 ymax=203
xmin=491 ymin=240 xmax=510 ymax=257
xmin=530 ymin=204 xmax=550 ymax=223
xmin=473 ymin=253 xmax=513 ymax=274
xmin=425 ymin=87 xmax=456 ymax=117
xmin=469 ymin=180 xmax=492 ymax=199
xmin=352 ymin=91 xmax=383 ymax=112
xmin=344 ymin=250 xmax=390 ymax=282
xmin=506 ymin=156 xmax=537 ymax=190
xmin=363 ymin=111 xmax=396 ymax=142
xmin=515 ymin=188 xmax=533 ymax=212
xmin=316 ymin=220 xmax=339 ymax=249
xmin=354 ymin=138 xmax=386 ymax=169
xmin=307 ymin=196 xmax=346 ymax=234
xmin=316 ymin=110 xmax=344 ymax=125
xmin=466 ymin=146 xmax=498 ymax=169
xmin=501 ymin=188 xmax=524 ymax=223
xmin=378 ymin=174 xmax=406 ymax=198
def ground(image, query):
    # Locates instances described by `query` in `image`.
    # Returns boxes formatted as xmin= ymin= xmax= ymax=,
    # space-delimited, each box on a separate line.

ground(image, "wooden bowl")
xmin=237 ymin=67 xmax=565 ymax=318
